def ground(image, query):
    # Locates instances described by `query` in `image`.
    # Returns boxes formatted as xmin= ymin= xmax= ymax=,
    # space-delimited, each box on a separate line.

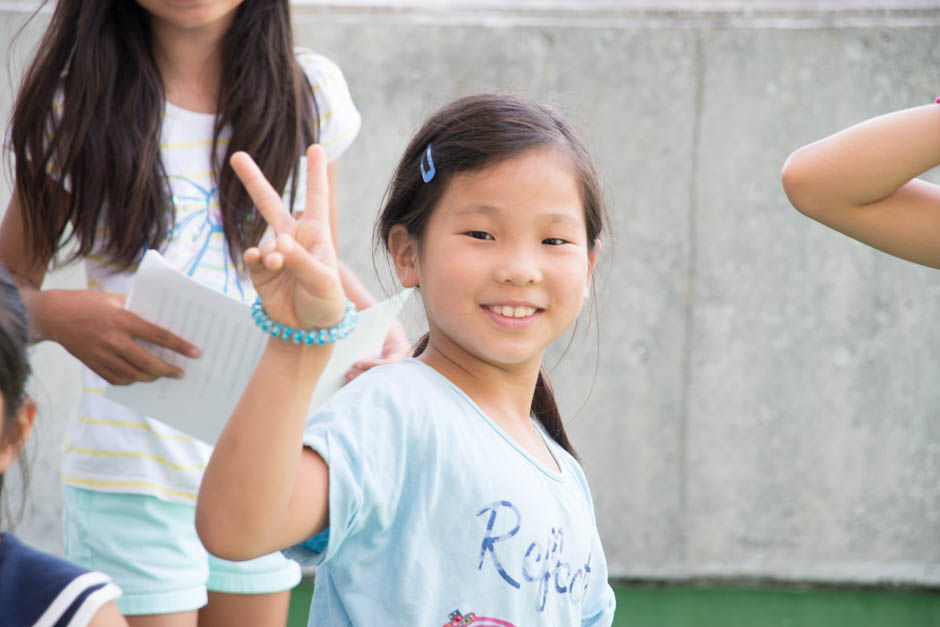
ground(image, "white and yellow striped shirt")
xmin=61 ymin=50 xmax=361 ymax=504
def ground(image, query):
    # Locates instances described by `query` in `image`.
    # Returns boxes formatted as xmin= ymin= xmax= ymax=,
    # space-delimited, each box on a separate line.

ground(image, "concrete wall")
xmin=2 ymin=3 xmax=938 ymax=587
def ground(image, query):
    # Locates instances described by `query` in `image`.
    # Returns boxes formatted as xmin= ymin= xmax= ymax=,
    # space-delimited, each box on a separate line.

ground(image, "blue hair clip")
xmin=420 ymin=143 xmax=436 ymax=183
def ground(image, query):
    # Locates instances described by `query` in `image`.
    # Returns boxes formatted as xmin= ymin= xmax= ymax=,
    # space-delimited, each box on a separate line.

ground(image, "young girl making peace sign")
xmin=197 ymin=94 xmax=617 ymax=626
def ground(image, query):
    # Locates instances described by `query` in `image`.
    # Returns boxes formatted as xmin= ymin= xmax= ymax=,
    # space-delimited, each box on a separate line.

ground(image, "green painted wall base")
xmin=288 ymin=582 xmax=940 ymax=627
xmin=613 ymin=584 xmax=940 ymax=627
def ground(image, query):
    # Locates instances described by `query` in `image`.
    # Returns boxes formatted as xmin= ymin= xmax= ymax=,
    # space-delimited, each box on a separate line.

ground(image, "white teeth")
xmin=488 ymin=305 xmax=536 ymax=318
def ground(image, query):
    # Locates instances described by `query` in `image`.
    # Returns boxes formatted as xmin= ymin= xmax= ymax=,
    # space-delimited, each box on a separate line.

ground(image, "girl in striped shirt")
xmin=1 ymin=1 xmax=407 ymax=624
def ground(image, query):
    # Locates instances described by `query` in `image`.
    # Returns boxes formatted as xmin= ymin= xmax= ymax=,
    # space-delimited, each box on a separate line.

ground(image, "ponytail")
xmin=412 ymin=333 xmax=430 ymax=357
xmin=532 ymin=369 xmax=577 ymax=459
xmin=412 ymin=334 xmax=577 ymax=458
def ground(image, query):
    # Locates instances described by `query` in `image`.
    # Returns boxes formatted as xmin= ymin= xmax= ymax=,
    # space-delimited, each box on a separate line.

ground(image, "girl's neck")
xmin=148 ymin=14 xmax=232 ymax=114
xmin=418 ymin=338 xmax=541 ymax=430
xmin=420 ymin=344 xmax=562 ymax=473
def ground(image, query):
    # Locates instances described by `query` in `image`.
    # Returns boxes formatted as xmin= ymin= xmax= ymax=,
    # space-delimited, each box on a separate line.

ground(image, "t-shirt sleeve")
xmin=561 ymin=453 xmax=617 ymax=625
xmin=8 ymin=86 xmax=70 ymax=189
xmin=282 ymin=369 xmax=412 ymax=566
xmin=295 ymin=49 xmax=361 ymax=163
xmin=580 ymin=528 xmax=616 ymax=626
xmin=48 ymin=572 xmax=123 ymax=627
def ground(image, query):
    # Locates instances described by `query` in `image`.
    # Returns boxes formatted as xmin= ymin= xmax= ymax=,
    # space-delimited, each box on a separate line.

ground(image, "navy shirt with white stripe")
xmin=0 ymin=533 xmax=121 ymax=626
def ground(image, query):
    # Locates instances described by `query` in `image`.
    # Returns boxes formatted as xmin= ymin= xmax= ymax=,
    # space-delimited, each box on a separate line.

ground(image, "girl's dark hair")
xmin=376 ymin=93 xmax=608 ymax=458
xmin=0 ymin=264 xmax=32 ymax=523
xmin=10 ymin=0 xmax=317 ymax=269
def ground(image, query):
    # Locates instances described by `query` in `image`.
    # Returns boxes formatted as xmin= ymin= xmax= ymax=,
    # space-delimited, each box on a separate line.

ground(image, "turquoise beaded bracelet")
xmin=251 ymin=297 xmax=358 ymax=345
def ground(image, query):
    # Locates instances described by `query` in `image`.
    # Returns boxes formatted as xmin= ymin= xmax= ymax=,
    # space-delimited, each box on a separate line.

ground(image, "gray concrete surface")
xmin=2 ymin=3 xmax=939 ymax=587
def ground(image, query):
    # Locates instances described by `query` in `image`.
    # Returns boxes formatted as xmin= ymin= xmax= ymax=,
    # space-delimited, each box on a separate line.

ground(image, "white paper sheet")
xmin=103 ymin=250 xmax=412 ymax=445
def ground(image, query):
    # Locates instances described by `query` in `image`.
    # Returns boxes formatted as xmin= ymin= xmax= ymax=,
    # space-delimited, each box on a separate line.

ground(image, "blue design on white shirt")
xmin=477 ymin=500 xmax=594 ymax=612
xmin=477 ymin=500 xmax=522 ymax=588
xmin=165 ymin=175 xmax=245 ymax=300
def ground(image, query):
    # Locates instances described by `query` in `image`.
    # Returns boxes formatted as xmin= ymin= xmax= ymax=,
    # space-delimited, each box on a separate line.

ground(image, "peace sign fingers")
xmin=230 ymin=147 xmax=346 ymax=333
xmin=230 ymin=151 xmax=295 ymax=236
xmin=300 ymin=144 xmax=331 ymax=231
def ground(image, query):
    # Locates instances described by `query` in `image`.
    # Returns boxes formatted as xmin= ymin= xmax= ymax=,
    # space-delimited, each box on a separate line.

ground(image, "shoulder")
xmin=294 ymin=48 xmax=361 ymax=162
xmin=303 ymin=359 xmax=456 ymax=454
xmin=294 ymin=49 xmax=346 ymax=87
xmin=1 ymin=533 xmax=87 ymax=589
xmin=0 ymin=534 xmax=121 ymax=626
xmin=312 ymin=360 xmax=446 ymax=424
xmin=359 ymin=359 xmax=457 ymax=410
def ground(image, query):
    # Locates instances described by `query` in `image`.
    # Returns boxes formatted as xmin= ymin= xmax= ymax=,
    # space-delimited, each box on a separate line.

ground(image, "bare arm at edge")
xmin=781 ymin=104 xmax=940 ymax=268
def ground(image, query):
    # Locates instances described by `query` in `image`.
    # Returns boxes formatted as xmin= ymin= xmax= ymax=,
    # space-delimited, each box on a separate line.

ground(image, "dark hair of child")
xmin=10 ymin=0 xmax=316 ymax=269
xmin=0 ymin=264 xmax=31 ymax=525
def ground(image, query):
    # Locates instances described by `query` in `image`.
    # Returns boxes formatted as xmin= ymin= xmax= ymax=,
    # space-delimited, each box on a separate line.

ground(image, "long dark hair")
xmin=0 ymin=264 xmax=32 ymax=526
xmin=376 ymin=94 xmax=608 ymax=458
xmin=10 ymin=0 xmax=317 ymax=269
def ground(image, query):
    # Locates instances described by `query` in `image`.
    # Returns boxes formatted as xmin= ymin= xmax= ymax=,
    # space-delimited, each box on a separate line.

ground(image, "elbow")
xmin=781 ymin=148 xmax=822 ymax=218
xmin=195 ymin=502 xmax=260 ymax=562
xmin=194 ymin=504 xmax=233 ymax=560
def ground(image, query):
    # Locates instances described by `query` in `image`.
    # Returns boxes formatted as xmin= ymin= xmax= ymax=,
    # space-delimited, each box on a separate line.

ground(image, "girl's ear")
xmin=388 ymin=225 xmax=420 ymax=288
xmin=584 ymin=239 xmax=601 ymax=299
xmin=0 ymin=397 xmax=36 ymax=475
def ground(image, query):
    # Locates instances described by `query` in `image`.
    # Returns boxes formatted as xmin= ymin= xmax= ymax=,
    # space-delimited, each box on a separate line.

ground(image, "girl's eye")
xmin=465 ymin=231 xmax=494 ymax=240
xmin=542 ymin=237 xmax=567 ymax=246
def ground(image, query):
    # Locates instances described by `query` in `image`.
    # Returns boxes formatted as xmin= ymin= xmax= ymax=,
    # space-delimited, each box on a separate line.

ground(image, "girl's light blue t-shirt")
xmin=284 ymin=358 xmax=616 ymax=626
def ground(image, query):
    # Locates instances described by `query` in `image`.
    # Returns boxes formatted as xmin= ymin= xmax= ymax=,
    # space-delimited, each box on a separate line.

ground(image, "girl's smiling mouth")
xmin=483 ymin=304 xmax=539 ymax=318
xmin=481 ymin=303 xmax=544 ymax=328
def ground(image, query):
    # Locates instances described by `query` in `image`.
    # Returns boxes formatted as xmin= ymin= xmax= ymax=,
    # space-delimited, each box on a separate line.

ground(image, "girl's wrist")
xmin=251 ymin=297 xmax=357 ymax=346
xmin=23 ymin=288 xmax=65 ymax=343
xmin=263 ymin=334 xmax=335 ymax=381
xmin=265 ymin=333 xmax=334 ymax=355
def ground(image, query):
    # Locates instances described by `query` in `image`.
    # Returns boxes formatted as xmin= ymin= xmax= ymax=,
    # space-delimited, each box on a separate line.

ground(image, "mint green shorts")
xmin=62 ymin=485 xmax=301 ymax=616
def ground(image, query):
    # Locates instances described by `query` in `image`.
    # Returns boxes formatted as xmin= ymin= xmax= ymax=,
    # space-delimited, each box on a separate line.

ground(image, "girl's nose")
xmin=495 ymin=247 xmax=542 ymax=286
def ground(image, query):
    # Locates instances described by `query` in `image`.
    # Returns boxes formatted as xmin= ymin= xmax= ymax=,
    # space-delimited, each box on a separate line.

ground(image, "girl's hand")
xmin=48 ymin=289 xmax=200 ymax=385
xmin=345 ymin=321 xmax=410 ymax=382
xmin=231 ymin=145 xmax=345 ymax=332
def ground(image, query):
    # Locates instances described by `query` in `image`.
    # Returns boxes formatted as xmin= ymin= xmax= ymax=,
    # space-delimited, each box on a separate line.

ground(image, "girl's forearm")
xmin=22 ymin=288 xmax=72 ymax=343
xmin=783 ymin=104 xmax=940 ymax=212
xmin=197 ymin=338 xmax=332 ymax=560
xmin=0 ymin=196 xmax=54 ymax=342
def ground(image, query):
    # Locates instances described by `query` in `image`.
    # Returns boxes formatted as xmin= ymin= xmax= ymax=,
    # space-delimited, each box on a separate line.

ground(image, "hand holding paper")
xmin=103 ymin=250 xmax=412 ymax=445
